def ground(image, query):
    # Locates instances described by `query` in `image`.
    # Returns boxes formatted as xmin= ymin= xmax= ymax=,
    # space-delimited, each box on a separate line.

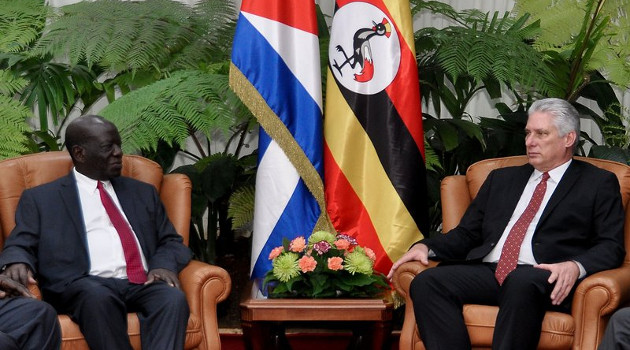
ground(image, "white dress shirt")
xmin=74 ymin=169 xmax=148 ymax=279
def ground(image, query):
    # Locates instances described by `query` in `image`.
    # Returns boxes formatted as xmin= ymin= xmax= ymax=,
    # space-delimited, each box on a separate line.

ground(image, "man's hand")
xmin=146 ymin=268 xmax=181 ymax=289
xmin=2 ymin=263 xmax=36 ymax=290
xmin=534 ymin=261 xmax=580 ymax=305
xmin=387 ymin=243 xmax=430 ymax=280
xmin=0 ymin=274 xmax=34 ymax=299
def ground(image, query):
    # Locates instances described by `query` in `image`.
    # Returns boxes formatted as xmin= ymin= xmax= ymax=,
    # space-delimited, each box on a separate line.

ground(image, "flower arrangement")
xmin=262 ymin=230 xmax=389 ymax=298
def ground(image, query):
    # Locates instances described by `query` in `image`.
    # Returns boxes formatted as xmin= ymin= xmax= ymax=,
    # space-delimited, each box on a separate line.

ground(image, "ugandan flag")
xmin=324 ymin=0 xmax=428 ymax=274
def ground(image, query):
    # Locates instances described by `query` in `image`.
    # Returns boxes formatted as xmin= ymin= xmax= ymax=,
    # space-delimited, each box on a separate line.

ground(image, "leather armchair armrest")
xmin=179 ymin=260 xmax=231 ymax=350
xmin=392 ymin=260 xmax=438 ymax=350
xmin=571 ymin=264 xmax=630 ymax=350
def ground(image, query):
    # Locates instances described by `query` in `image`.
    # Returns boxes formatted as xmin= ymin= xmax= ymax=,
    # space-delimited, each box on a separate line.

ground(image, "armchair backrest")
xmin=441 ymin=155 xmax=630 ymax=262
xmin=0 ymin=151 xmax=191 ymax=247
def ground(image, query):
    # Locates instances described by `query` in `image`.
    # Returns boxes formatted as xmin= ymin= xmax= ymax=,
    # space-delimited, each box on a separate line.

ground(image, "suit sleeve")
xmin=573 ymin=171 xmax=625 ymax=274
xmin=0 ymin=190 xmax=40 ymax=273
xmin=419 ymin=170 xmax=498 ymax=260
xmin=143 ymin=186 xmax=192 ymax=273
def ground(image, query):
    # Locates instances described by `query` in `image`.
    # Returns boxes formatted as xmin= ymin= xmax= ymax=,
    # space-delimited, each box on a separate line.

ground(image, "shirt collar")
xmin=532 ymin=159 xmax=572 ymax=184
xmin=73 ymin=168 xmax=112 ymax=193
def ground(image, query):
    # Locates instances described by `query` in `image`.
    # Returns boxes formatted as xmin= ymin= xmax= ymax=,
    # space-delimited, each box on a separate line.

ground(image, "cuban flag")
xmin=229 ymin=0 xmax=331 ymax=282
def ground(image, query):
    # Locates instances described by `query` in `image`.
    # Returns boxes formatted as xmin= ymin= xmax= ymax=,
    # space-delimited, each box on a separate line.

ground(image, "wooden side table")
xmin=240 ymin=289 xmax=393 ymax=350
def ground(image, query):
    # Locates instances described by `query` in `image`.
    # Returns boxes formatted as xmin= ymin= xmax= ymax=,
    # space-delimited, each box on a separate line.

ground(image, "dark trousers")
xmin=0 ymin=296 xmax=61 ymax=350
xmin=599 ymin=307 xmax=630 ymax=350
xmin=50 ymin=275 xmax=189 ymax=350
xmin=409 ymin=263 xmax=572 ymax=350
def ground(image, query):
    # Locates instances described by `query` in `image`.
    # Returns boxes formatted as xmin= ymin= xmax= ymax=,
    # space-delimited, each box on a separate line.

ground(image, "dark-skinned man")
xmin=0 ymin=115 xmax=191 ymax=350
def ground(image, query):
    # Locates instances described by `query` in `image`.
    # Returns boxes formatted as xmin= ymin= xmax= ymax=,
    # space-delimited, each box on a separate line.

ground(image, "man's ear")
xmin=565 ymin=131 xmax=577 ymax=148
xmin=71 ymin=145 xmax=85 ymax=163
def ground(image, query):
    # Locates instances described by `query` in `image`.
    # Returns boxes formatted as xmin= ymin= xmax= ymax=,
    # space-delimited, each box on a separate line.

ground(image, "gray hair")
xmin=528 ymin=98 xmax=580 ymax=152
xmin=528 ymin=98 xmax=580 ymax=137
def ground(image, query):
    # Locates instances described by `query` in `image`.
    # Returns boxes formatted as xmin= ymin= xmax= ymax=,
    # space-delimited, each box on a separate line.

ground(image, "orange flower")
xmin=299 ymin=255 xmax=317 ymax=272
xmin=334 ymin=239 xmax=350 ymax=251
xmin=268 ymin=246 xmax=284 ymax=260
xmin=364 ymin=247 xmax=376 ymax=261
xmin=290 ymin=236 xmax=306 ymax=253
xmin=327 ymin=257 xmax=344 ymax=271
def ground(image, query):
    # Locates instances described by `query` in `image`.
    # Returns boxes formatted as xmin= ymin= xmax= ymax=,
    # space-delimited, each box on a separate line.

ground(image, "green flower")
xmin=308 ymin=230 xmax=336 ymax=245
xmin=272 ymin=252 xmax=300 ymax=282
xmin=345 ymin=248 xmax=373 ymax=275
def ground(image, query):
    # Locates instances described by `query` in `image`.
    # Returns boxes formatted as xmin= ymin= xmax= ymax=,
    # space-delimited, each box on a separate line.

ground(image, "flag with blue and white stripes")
xmin=229 ymin=0 xmax=332 ymax=284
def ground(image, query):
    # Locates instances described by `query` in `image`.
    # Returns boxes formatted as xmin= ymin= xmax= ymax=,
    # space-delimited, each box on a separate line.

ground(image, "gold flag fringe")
xmin=229 ymin=63 xmax=334 ymax=233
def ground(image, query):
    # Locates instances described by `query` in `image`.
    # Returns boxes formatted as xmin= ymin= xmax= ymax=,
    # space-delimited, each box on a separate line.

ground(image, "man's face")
xmin=525 ymin=111 xmax=575 ymax=172
xmin=75 ymin=123 xmax=123 ymax=180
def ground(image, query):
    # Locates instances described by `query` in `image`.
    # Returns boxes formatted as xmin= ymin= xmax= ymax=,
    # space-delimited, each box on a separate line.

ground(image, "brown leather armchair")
xmin=0 ymin=151 xmax=232 ymax=350
xmin=392 ymin=156 xmax=630 ymax=350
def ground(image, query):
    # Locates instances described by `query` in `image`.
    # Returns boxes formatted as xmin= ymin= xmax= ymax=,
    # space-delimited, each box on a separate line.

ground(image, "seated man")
xmin=388 ymin=98 xmax=625 ymax=350
xmin=0 ymin=115 xmax=192 ymax=350
xmin=0 ymin=274 xmax=60 ymax=350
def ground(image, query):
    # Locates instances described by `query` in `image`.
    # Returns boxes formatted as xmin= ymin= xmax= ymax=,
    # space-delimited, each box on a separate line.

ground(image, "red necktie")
xmin=495 ymin=172 xmax=550 ymax=285
xmin=97 ymin=181 xmax=147 ymax=284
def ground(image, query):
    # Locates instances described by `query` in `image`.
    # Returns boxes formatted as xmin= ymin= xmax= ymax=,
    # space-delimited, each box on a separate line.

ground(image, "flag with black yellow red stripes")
xmin=324 ymin=0 xmax=428 ymax=274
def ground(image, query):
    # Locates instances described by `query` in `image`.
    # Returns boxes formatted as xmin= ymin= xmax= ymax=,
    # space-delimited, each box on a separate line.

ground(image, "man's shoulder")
xmin=112 ymin=176 xmax=158 ymax=192
xmin=24 ymin=174 xmax=72 ymax=193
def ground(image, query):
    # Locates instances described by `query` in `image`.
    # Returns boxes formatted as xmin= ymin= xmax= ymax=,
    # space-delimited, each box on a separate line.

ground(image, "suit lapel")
xmin=111 ymin=177 xmax=146 ymax=250
xmin=537 ymin=160 xmax=581 ymax=227
xmin=59 ymin=173 xmax=86 ymax=237
xmin=496 ymin=164 xmax=534 ymax=232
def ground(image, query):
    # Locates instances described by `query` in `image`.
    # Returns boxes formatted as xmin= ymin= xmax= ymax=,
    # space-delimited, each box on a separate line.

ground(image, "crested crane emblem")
xmin=329 ymin=2 xmax=401 ymax=95
xmin=332 ymin=18 xmax=391 ymax=83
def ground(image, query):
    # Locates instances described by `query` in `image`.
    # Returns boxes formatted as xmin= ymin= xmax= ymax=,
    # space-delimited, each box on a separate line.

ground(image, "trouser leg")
xmin=493 ymin=266 xmax=567 ymax=350
xmin=0 ymin=297 xmax=61 ymax=350
xmin=127 ymin=281 xmax=189 ymax=350
xmin=598 ymin=307 xmax=630 ymax=350
xmin=54 ymin=276 xmax=133 ymax=350
xmin=410 ymin=263 xmax=499 ymax=350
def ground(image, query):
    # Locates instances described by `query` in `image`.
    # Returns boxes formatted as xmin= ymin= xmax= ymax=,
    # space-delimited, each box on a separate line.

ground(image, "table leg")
xmin=347 ymin=320 xmax=393 ymax=350
xmin=242 ymin=320 xmax=292 ymax=350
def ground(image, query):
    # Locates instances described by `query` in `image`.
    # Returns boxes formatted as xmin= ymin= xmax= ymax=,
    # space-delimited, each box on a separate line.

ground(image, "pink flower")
xmin=289 ymin=236 xmax=306 ymax=253
xmin=364 ymin=247 xmax=376 ymax=261
xmin=334 ymin=239 xmax=351 ymax=251
xmin=313 ymin=241 xmax=332 ymax=255
xmin=327 ymin=257 xmax=344 ymax=271
xmin=268 ymin=246 xmax=284 ymax=260
xmin=299 ymin=255 xmax=317 ymax=272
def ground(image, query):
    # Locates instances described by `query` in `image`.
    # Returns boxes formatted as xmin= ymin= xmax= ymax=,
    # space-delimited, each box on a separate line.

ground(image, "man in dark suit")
xmin=388 ymin=98 xmax=625 ymax=350
xmin=0 ymin=274 xmax=60 ymax=350
xmin=0 ymin=115 xmax=192 ymax=350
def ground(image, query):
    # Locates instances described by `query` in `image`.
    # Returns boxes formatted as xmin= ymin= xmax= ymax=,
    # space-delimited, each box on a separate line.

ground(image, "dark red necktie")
xmin=97 ymin=181 xmax=147 ymax=284
xmin=495 ymin=172 xmax=550 ymax=285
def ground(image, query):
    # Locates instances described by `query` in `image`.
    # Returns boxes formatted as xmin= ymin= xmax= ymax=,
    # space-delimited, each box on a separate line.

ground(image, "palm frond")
xmin=0 ymin=69 xmax=28 ymax=95
xmin=33 ymin=0 xmax=199 ymax=71
xmin=420 ymin=11 xmax=556 ymax=95
xmin=0 ymin=0 xmax=48 ymax=53
xmin=0 ymin=95 xmax=31 ymax=159
xmin=228 ymin=184 xmax=255 ymax=231
xmin=100 ymin=69 xmax=251 ymax=154
xmin=514 ymin=0 xmax=630 ymax=89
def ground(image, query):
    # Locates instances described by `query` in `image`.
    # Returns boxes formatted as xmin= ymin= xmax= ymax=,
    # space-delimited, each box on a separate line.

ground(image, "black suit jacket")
xmin=422 ymin=159 xmax=625 ymax=275
xmin=0 ymin=173 xmax=192 ymax=300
